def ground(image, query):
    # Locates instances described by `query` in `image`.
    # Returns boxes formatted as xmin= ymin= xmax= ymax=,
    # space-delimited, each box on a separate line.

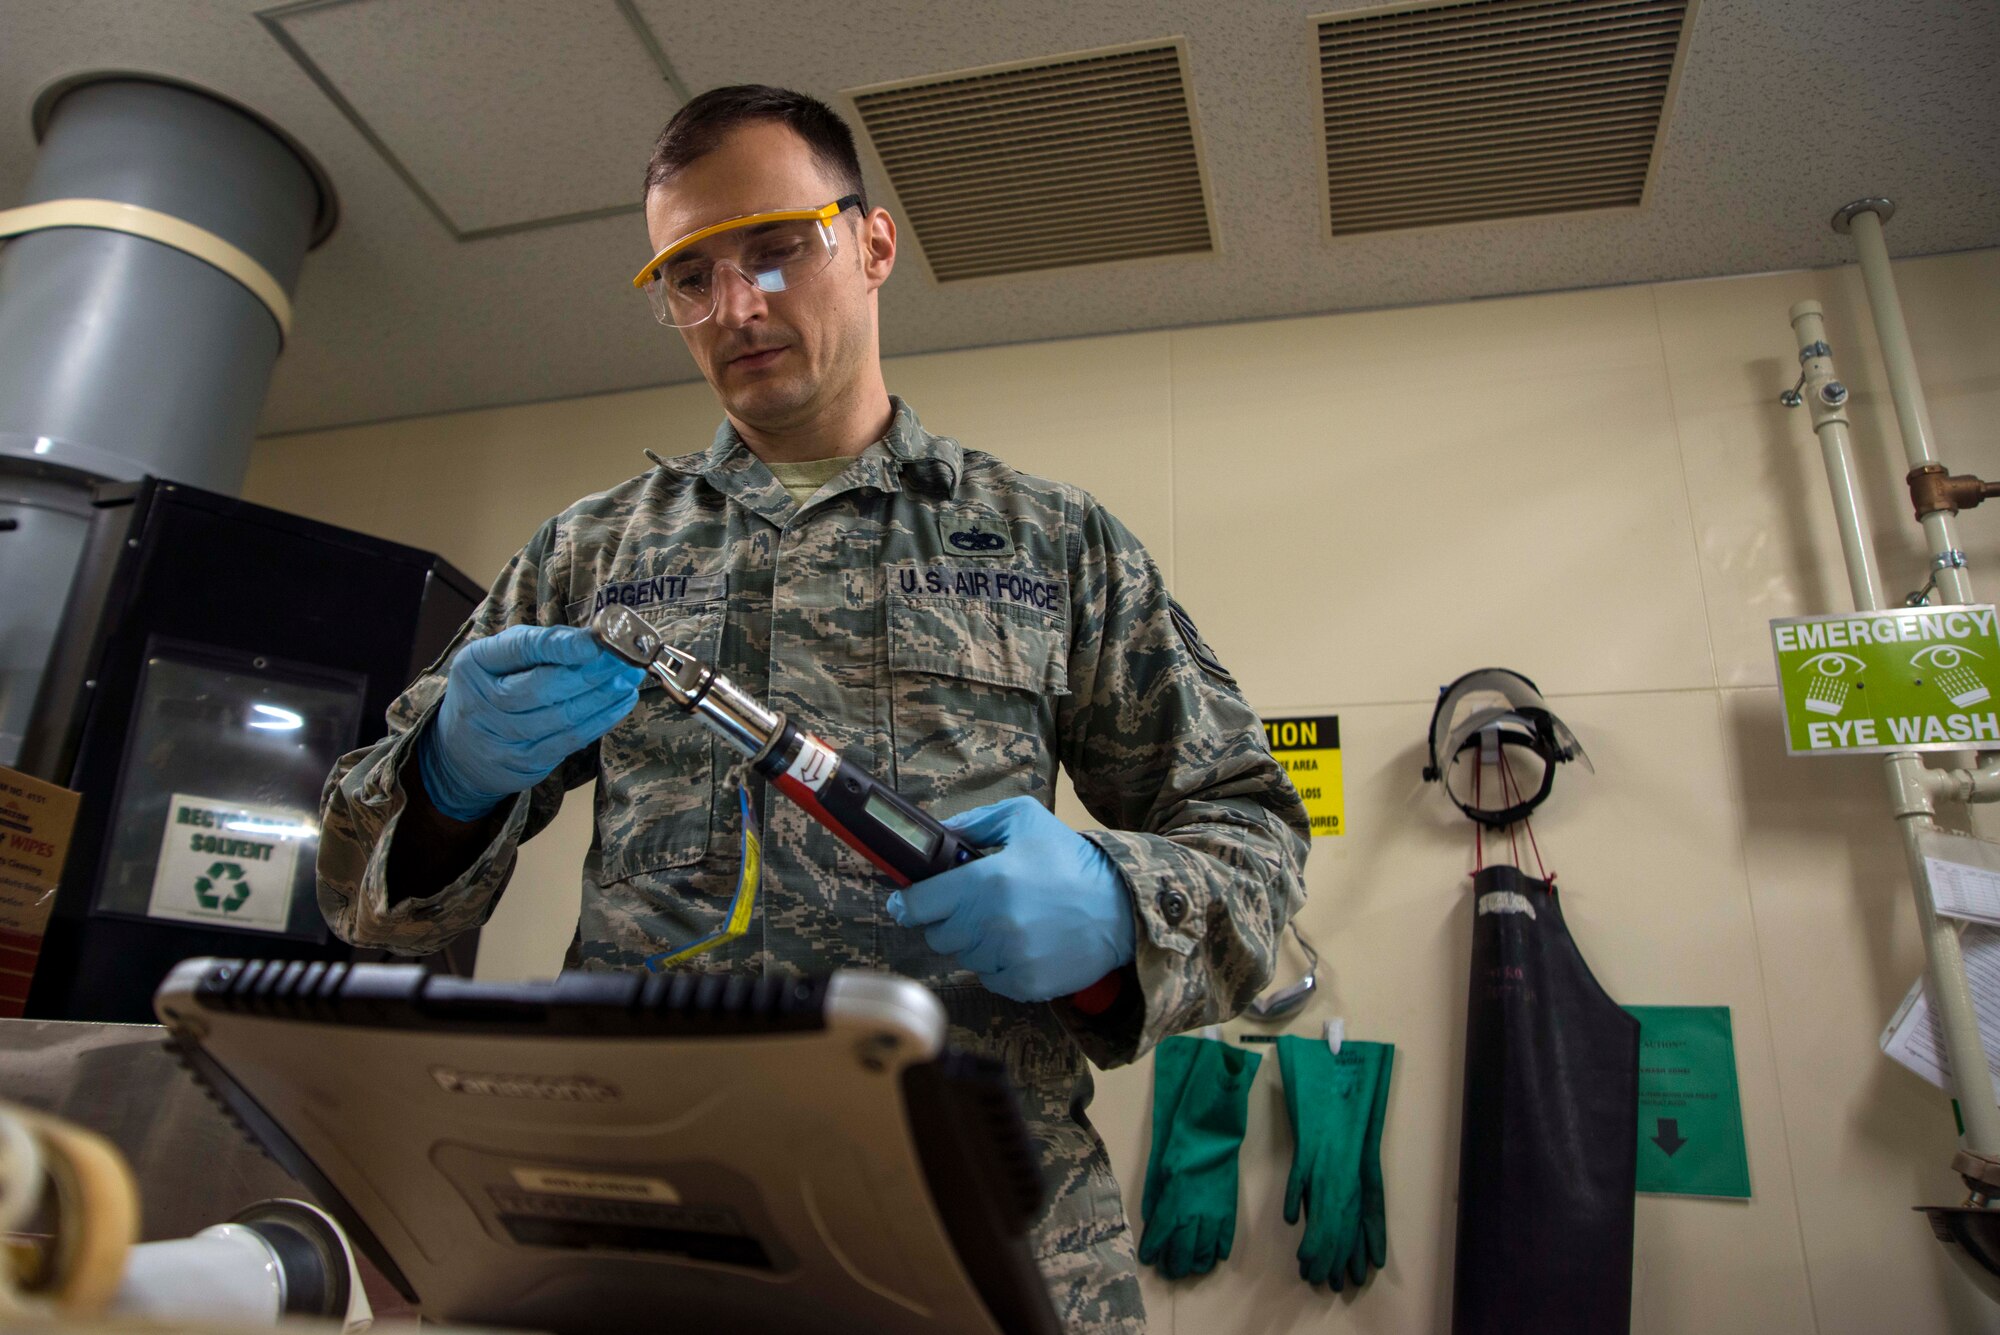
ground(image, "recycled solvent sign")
xmin=1770 ymin=606 xmax=2000 ymax=756
xmin=145 ymin=793 xmax=308 ymax=934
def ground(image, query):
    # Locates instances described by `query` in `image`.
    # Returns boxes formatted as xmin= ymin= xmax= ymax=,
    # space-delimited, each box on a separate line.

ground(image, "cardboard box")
xmin=0 ymin=765 xmax=81 ymax=1016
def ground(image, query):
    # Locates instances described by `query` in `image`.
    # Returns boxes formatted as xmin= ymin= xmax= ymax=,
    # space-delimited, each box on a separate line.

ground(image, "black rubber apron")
xmin=1451 ymin=864 xmax=1639 ymax=1335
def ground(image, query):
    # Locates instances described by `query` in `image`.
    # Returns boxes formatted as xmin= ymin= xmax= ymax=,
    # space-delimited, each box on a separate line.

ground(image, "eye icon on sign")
xmin=1911 ymin=644 xmax=1990 ymax=708
xmin=1799 ymin=651 xmax=1866 ymax=716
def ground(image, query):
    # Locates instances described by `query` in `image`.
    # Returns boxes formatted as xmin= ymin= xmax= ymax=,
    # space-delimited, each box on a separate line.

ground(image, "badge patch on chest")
xmin=937 ymin=511 xmax=1015 ymax=558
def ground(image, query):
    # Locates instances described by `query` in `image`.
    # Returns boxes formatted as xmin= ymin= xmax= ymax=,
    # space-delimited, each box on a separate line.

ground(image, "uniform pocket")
xmin=886 ymin=588 xmax=1068 ymax=814
xmin=595 ymin=600 xmax=726 ymax=880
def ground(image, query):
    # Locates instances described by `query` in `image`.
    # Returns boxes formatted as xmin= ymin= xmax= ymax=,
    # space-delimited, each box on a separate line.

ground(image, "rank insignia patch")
xmin=1169 ymin=598 xmax=1236 ymax=686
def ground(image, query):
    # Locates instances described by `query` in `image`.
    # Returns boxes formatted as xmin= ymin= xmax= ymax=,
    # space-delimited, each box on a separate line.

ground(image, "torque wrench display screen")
xmin=865 ymin=789 xmax=939 ymax=858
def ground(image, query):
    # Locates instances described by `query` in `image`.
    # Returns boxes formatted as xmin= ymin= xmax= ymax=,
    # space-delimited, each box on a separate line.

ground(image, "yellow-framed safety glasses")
xmin=631 ymin=194 xmax=863 ymax=328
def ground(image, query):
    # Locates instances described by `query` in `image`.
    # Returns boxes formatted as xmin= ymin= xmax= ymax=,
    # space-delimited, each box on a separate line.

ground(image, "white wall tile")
xmin=246 ymin=246 xmax=2000 ymax=1334
xmin=1169 ymin=285 xmax=1715 ymax=709
xmin=1720 ymin=687 xmax=1998 ymax=1331
xmin=1656 ymin=250 xmax=2000 ymax=687
xmin=886 ymin=332 xmax=1176 ymax=581
xmin=1156 ymin=692 xmax=1814 ymax=1334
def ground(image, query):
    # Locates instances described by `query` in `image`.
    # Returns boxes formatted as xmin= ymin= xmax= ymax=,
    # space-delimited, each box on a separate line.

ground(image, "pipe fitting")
xmin=1921 ymin=764 xmax=1973 ymax=805
xmin=1971 ymin=755 xmax=2000 ymax=806
xmin=1916 ymin=755 xmax=2000 ymax=806
xmin=1831 ymin=198 xmax=1896 ymax=234
xmin=1956 ymin=1150 xmax=2000 ymax=1196
xmin=1908 ymin=463 xmax=2000 ymax=521
xmin=1887 ymin=754 xmax=1941 ymax=818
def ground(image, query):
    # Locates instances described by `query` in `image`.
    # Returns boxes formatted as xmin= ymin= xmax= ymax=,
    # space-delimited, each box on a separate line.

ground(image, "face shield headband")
xmin=1423 ymin=668 xmax=1590 ymax=828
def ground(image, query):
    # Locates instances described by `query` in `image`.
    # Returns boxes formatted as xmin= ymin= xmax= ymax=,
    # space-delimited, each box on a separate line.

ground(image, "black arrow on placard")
xmin=1652 ymin=1118 xmax=1688 ymax=1157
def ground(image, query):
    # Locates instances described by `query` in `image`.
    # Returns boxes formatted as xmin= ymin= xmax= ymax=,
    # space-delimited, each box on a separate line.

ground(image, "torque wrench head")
xmin=591 ymin=606 xmax=661 ymax=668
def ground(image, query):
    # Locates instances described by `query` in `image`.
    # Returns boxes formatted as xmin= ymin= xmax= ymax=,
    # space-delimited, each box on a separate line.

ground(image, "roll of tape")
xmin=0 ymin=197 xmax=293 ymax=340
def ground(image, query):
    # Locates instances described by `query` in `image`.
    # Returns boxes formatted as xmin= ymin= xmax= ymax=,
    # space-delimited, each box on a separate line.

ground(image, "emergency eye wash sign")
xmin=146 ymin=793 xmax=310 ymax=933
xmin=1770 ymin=606 xmax=2000 ymax=755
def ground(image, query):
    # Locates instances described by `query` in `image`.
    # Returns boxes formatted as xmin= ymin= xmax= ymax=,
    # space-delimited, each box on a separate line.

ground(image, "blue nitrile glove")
xmin=885 ymin=795 xmax=1137 ymax=1003
xmin=417 ymin=624 xmax=645 ymax=822
xmin=1139 ymin=1035 xmax=1260 ymax=1278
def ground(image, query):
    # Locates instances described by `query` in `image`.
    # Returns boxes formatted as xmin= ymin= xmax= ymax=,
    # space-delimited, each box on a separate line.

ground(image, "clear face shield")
xmin=1423 ymin=668 xmax=1591 ymax=829
xmin=631 ymin=194 xmax=863 ymax=328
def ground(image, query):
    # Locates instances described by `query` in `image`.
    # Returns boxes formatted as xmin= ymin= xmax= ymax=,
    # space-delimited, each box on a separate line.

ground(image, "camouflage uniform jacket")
xmin=318 ymin=397 xmax=1310 ymax=1330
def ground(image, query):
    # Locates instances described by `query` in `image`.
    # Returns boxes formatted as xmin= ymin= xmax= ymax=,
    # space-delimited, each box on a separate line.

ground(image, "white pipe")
xmin=1847 ymin=209 xmax=1941 ymax=465
xmin=1788 ymin=299 xmax=2000 ymax=1154
xmin=1845 ymin=206 xmax=1979 ymax=608
xmin=1889 ymin=791 xmax=2000 ymax=1143
xmin=112 ymin=1225 xmax=285 ymax=1325
xmin=1790 ymin=303 xmax=1885 ymax=611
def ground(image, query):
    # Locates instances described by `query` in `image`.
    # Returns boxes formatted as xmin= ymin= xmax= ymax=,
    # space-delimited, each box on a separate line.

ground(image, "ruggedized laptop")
xmin=156 ymin=958 xmax=1061 ymax=1335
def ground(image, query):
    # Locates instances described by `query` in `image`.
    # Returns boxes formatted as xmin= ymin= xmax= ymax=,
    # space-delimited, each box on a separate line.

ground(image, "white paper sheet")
xmin=1922 ymin=828 xmax=2000 ymax=927
xmin=1880 ymin=922 xmax=2000 ymax=1102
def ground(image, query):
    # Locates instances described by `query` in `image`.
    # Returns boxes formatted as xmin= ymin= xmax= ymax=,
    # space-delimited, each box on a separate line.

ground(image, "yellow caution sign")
xmin=1264 ymin=715 xmax=1344 ymax=837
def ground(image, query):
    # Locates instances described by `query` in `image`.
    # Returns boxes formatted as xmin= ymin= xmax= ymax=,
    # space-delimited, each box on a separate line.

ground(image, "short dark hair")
xmin=644 ymin=85 xmax=867 ymax=208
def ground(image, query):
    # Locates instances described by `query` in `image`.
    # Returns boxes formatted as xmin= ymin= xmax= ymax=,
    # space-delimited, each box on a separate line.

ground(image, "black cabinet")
xmin=21 ymin=478 xmax=481 ymax=1021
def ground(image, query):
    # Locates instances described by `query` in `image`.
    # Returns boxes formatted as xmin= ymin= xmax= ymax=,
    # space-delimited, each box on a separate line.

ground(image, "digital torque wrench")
xmin=592 ymin=604 xmax=978 ymax=883
xmin=590 ymin=605 xmax=1122 ymax=1011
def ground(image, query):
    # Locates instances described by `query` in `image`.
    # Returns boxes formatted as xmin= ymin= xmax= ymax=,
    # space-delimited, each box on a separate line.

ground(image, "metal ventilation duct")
xmin=1317 ymin=0 xmax=1698 ymax=235
xmin=850 ymin=40 xmax=1216 ymax=282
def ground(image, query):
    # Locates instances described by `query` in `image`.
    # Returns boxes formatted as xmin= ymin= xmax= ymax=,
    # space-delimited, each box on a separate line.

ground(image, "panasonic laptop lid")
xmin=155 ymin=959 xmax=1060 ymax=1335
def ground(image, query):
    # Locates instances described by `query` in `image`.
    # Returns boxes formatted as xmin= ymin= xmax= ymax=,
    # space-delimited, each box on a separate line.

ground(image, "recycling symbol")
xmin=194 ymin=861 xmax=250 ymax=913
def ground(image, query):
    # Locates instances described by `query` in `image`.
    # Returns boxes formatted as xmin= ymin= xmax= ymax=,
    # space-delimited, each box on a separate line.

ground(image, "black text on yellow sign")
xmin=1263 ymin=715 xmax=1344 ymax=837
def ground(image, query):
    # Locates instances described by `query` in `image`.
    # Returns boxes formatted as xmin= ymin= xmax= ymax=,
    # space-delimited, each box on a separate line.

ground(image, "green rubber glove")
xmin=1277 ymin=1036 xmax=1394 ymax=1289
xmin=1139 ymin=1035 xmax=1261 ymax=1279
xmin=1347 ymin=1041 xmax=1395 ymax=1287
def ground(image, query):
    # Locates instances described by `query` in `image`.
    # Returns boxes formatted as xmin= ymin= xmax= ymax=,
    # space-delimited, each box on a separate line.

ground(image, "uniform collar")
xmin=877 ymin=396 xmax=962 ymax=493
xmin=670 ymin=396 xmax=963 ymax=517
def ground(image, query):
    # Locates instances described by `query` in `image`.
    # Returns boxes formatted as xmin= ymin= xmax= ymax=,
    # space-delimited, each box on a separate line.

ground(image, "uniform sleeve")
xmin=315 ymin=518 xmax=595 ymax=956
xmin=1052 ymin=501 xmax=1310 ymax=1068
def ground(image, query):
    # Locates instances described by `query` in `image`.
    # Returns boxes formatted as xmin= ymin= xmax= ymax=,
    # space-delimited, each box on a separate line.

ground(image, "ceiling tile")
xmin=1 ymin=0 xmax=1995 ymax=435
xmin=267 ymin=0 xmax=678 ymax=235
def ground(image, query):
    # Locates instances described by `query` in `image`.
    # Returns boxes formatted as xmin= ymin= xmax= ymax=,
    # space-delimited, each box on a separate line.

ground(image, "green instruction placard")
xmin=1626 ymin=1005 xmax=1751 ymax=1199
xmin=1770 ymin=606 xmax=2000 ymax=755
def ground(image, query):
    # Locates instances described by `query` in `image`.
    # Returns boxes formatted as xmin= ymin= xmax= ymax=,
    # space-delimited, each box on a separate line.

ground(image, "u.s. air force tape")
xmin=891 ymin=564 xmax=1064 ymax=613
xmin=1169 ymin=598 xmax=1236 ymax=686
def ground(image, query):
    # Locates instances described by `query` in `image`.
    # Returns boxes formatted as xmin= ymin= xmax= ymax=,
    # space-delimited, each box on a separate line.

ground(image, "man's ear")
xmin=860 ymin=207 xmax=897 ymax=291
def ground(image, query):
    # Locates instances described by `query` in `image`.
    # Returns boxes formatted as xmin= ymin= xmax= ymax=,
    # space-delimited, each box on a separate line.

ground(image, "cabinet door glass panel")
xmin=94 ymin=644 xmax=364 ymax=939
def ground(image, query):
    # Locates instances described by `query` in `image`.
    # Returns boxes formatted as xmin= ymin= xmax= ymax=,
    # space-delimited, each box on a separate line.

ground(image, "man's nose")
xmin=712 ymin=263 xmax=770 ymax=329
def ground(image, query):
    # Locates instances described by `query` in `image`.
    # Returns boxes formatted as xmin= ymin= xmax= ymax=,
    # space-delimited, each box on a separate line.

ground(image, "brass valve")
xmin=1908 ymin=463 xmax=2000 ymax=521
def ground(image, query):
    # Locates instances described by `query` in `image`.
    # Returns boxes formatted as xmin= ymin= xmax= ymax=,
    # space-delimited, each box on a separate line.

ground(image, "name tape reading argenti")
xmin=1770 ymin=606 xmax=2000 ymax=756
xmin=1262 ymin=714 xmax=1345 ymax=837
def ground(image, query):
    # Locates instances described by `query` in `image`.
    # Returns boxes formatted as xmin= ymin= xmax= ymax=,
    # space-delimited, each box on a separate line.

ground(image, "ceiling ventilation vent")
xmin=1317 ymin=0 xmax=1696 ymax=235
xmin=849 ymin=41 xmax=1215 ymax=282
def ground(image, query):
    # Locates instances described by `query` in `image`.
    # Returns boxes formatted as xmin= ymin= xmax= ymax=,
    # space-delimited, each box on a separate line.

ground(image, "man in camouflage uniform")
xmin=318 ymin=85 xmax=1308 ymax=1331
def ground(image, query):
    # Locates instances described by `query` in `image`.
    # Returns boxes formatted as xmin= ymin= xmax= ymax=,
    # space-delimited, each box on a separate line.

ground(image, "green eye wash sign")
xmin=1770 ymin=606 xmax=2000 ymax=755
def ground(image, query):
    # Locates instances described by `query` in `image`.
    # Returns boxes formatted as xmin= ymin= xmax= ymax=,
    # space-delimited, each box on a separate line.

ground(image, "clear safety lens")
xmin=642 ymin=217 xmax=839 ymax=327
